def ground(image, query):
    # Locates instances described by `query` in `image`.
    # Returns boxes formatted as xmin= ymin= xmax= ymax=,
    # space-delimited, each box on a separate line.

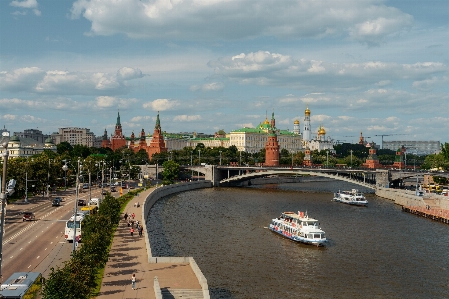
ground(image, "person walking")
xmin=131 ymin=273 xmax=136 ymax=290
xmin=130 ymin=227 xmax=134 ymax=237
xmin=138 ymin=225 xmax=143 ymax=237
xmin=124 ymin=212 xmax=128 ymax=221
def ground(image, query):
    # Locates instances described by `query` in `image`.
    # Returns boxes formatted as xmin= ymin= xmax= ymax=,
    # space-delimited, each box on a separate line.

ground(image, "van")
xmin=89 ymin=197 xmax=101 ymax=207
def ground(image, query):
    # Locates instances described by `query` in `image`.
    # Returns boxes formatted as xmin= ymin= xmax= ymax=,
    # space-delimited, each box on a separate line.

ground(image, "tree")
xmin=57 ymin=141 xmax=73 ymax=155
xmin=161 ymin=160 xmax=180 ymax=185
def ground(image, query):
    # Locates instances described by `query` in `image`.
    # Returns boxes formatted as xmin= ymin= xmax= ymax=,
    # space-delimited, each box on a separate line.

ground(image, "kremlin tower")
xmin=303 ymin=105 xmax=311 ymax=142
xmin=147 ymin=112 xmax=167 ymax=160
xmin=105 ymin=111 xmax=126 ymax=151
xmin=264 ymin=112 xmax=280 ymax=166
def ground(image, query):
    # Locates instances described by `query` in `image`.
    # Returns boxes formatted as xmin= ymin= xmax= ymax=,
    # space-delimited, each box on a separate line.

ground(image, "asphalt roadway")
xmin=0 ymin=186 xmax=105 ymax=282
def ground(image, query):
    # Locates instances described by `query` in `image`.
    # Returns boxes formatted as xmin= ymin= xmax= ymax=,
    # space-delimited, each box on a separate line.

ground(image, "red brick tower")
xmin=101 ymin=128 xmax=111 ymax=148
xmin=303 ymin=148 xmax=312 ymax=166
xmin=264 ymin=112 xmax=280 ymax=166
xmin=393 ymin=146 xmax=405 ymax=169
xmin=147 ymin=112 xmax=167 ymax=160
xmin=138 ymin=128 xmax=147 ymax=149
xmin=111 ymin=111 xmax=126 ymax=151
xmin=363 ymin=148 xmax=382 ymax=169
xmin=129 ymin=131 xmax=135 ymax=149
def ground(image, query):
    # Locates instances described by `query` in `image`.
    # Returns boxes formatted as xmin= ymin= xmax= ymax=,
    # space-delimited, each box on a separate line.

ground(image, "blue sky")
xmin=1 ymin=0 xmax=448 ymax=146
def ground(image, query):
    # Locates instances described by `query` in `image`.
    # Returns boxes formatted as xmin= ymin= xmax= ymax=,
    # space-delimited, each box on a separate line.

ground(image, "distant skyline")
xmin=1 ymin=0 xmax=448 ymax=146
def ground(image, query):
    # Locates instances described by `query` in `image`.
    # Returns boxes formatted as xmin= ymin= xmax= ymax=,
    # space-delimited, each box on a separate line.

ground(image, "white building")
xmin=229 ymin=115 xmax=302 ymax=153
xmin=51 ymin=127 xmax=95 ymax=147
xmin=0 ymin=136 xmax=57 ymax=160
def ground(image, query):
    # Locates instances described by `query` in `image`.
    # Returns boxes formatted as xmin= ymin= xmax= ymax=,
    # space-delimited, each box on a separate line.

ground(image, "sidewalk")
xmin=96 ymin=188 xmax=202 ymax=299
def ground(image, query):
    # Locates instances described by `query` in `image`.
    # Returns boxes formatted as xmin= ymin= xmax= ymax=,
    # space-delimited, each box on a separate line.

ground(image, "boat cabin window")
xmin=302 ymin=221 xmax=317 ymax=226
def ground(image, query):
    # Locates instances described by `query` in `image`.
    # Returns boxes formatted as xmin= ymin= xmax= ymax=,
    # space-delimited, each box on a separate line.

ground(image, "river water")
xmin=147 ymin=180 xmax=449 ymax=299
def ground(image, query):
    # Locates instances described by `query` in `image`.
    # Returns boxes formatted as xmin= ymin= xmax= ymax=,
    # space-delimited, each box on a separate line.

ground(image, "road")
xmin=0 ymin=186 xmax=112 ymax=281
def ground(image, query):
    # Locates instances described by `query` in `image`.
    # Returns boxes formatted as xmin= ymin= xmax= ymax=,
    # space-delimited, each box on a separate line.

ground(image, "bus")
xmin=64 ymin=215 xmax=84 ymax=242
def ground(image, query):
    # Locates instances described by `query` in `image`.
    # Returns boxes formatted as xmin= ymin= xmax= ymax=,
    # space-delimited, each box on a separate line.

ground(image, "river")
xmin=147 ymin=180 xmax=449 ymax=299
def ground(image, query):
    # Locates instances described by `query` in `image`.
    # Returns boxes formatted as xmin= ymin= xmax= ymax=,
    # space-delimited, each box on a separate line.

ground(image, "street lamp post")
xmin=326 ymin=150 xmax=329 ymax=168
xmin=239 ymin=151 xmax=242 ymax=166
xmin=73 ymin=159 xmax=81 ymax=253
xmin=0 ymin=142 xmax=10 ymax=280
xmin=219 ymin=151 xmax=222 ymax=166
xmin=350 ymin=150 xmax=353 ymax=168
xmin=190 ymin=152 xmax=193 ymax=181
xmin=62 ymin=161 xmax=68 ymax=191
xmin=198 ymin=150 xmax=201 ymax=181
xmin=47 ymin=159 xmax=53 ymax=197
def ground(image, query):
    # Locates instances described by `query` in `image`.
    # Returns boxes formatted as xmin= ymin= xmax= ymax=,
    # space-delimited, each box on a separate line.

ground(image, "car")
xmin=23 ymin=212 xmax=35 ymax=221
xmin=82 ymin=183 xmax=89 ymax=189
xmin=54 ymin=196 xmax=63 ymax=202
xmin=52 ymin=198 xmax=61 ymax=207
xmin=110 ymin=186 xmax=116 ymax=192
xmin=129 ymin=185 xmax=135 ymax=189
xmin=78 ymin=199 xmax=87 ymax=206
xmin=102 ymin=189 xmax=107 ymax=195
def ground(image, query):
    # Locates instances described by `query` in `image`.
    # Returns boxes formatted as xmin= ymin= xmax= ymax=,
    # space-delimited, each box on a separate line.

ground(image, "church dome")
xmin=263 ymin=118 xmax=270 ymax=125
xmin=305 ymin=106 xmax=311 ymax=116
xmin=318 ymin=126 xmax=326 ymax=135
xmin=294 ymin=119 xmax=300 ymax=125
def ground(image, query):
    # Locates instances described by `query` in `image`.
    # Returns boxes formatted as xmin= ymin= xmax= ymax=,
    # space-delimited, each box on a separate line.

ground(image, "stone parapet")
xmin=142 ymin=181 xmax=212 ymax=299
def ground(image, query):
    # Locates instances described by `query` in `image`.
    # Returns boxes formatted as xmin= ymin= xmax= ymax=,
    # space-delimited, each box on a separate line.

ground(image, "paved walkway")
xmin=96 ymin=188 xmax=201 ymax=299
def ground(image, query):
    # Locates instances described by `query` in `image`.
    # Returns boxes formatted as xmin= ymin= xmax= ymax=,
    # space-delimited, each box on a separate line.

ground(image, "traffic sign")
xmin=75 ymin=242 xmax=79 ymax=247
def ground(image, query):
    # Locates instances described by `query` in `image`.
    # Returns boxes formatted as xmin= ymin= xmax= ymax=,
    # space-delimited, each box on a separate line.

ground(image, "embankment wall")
xmin=141 ymin=181 xmax=212 ymax=298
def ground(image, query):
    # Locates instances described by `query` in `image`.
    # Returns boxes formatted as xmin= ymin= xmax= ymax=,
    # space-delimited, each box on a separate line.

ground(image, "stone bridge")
xmin=182 ymin=166 xmax=420 ymax=189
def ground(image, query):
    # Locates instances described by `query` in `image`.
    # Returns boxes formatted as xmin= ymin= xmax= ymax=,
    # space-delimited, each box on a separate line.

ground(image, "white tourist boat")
xmin=333 ymin=189 xmax=368 ymax=206
xmin=269 ymin=211 xmax=327 ymax=246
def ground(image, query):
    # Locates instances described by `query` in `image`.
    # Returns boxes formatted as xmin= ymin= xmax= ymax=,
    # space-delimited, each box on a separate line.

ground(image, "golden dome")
xmin=305 ymin=106 xmax=311 ymax=116
xmin=318 ymin=126 xmax=326 ymax=135
xmin=294 ymin=119 xmax=300 ymax=125
xmin=263 ymin=118 xmax=270 ymax=124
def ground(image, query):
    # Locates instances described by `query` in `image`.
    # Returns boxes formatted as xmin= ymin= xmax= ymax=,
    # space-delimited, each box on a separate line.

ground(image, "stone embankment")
xmin=376 ymin=187 xmax=449 ymax=224
xmin=142 ymin=181 xmax=212 ymax=299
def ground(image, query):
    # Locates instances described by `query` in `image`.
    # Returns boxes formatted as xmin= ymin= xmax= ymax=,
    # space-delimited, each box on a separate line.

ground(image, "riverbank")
xmin=97 ymin=182 xmax=212 ymax=299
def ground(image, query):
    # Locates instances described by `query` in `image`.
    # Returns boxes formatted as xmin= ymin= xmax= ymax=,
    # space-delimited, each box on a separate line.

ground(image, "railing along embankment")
xmin=141 ymin=181 xmax=212 ymax=299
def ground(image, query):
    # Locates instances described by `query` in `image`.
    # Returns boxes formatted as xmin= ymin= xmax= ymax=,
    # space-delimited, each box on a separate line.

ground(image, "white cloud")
xmin=10 ymin=0 xmax=41 ymax=16
xmin=117 ymin=67 xmax=144 ymax=81
xmin=190 ymin=82 xmax=224 ymax=92
xmin=173 ymin=115 xmax=201 ymax=122
xmin=95 ymin=96 xmax=138 ymax=108
xmin=143 ymin=98 xmax=180 ymax=111
xmin=0 ymin=67 xmax=144 ymax=96
xmin=70 ymin=0 xmax=412 ymax=45
xmin=10 ymin=0 xmax=37 ymax=8
xmin=2 ymin=114 xmax=17 ymax=120
xmin=208 ymin=51 xmax=449 ymax=91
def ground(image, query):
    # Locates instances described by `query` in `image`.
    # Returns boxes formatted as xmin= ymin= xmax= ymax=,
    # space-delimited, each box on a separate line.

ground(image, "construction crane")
xmin=374 ymin=134 xmax=407 ymax=149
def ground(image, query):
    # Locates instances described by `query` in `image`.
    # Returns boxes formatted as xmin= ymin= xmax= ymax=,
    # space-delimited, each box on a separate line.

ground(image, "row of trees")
xmin=3 ymin=142 xmax=448 ymax=200
xmin=42 ymin=189 xmax=141 ymax=298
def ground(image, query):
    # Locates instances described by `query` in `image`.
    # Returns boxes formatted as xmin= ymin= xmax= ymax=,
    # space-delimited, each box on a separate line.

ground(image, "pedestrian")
xmin=132 ymin=213 xmax=135 ymax=219
xmin=138 ymin=225 xmax=143 ymax=236
xmin=124 ymin=213 xmax=128 ymax=221
xmin=130 ymin=227 xmax=134 ymax=237
xmin=131 ymin=273 xmax=136 ymax=290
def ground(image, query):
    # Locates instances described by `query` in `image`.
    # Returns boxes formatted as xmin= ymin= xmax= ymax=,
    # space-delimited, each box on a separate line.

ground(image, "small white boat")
xmin=269 ymin=211 xmax=327 ymax=246
xmin=333 ymin=189 xmax=368 ymax=206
